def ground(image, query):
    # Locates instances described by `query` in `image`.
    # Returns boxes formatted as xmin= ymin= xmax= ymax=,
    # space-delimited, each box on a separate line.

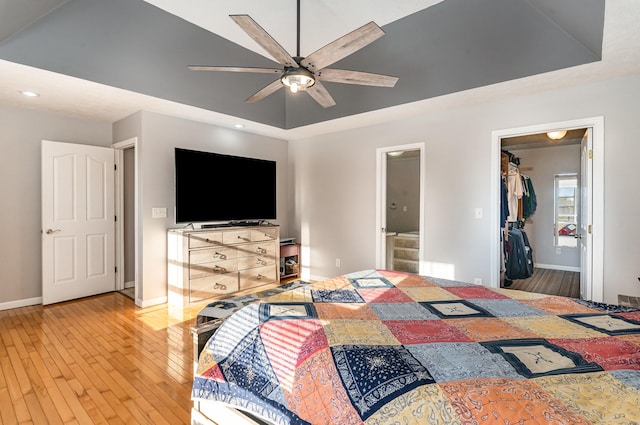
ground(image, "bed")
xmin=191 ymin=269 xmax=640 ymax=424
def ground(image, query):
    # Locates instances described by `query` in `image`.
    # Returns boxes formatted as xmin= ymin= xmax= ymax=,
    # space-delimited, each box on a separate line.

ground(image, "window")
xmin=554 ymin=174 xmax=578 ymax=247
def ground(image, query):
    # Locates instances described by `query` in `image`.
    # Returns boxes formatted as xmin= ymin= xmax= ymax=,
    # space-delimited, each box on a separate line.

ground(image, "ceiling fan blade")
xmin=245 ymin=79 xmax=283 ymax=103
xmin=306 ymin=81 xmax=336 ymax=108
xmin=301 ymin=22 xmax=385 ymax=72
xmin=188 ymin=66 xmax=283 ymax=75
xmin=230 ymin=15 xmax=298 ymax=68
xmin=317 ymin=69 xmax=398 ymax=87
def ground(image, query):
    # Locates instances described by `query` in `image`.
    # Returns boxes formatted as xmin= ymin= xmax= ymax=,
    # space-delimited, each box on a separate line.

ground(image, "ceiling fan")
xmin=188 ymin=0 xmax=398 ymax=108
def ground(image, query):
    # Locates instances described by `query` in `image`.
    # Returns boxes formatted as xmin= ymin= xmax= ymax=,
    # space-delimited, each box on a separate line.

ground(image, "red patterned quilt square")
xmin=550 ymin=337 xmax=640 ymax=370
xmin=383 ymin=320 xmax=473 ymax=344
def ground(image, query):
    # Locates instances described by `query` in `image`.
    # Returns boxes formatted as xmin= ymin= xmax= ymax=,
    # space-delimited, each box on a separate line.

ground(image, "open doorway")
xmin=376 ymin=143 xmax=425 ymax=273
xmin=490 ymin=117 xmax=604 ymax=302
xmin=500 ymin=129 xmax=586 ymax=298
xmin=113 ymin=137 xmax=138 ymax=303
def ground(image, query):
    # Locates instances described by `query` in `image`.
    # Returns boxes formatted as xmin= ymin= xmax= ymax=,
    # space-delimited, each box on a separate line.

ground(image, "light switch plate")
xmin=152 ymin=207 xmax=167 ymax=218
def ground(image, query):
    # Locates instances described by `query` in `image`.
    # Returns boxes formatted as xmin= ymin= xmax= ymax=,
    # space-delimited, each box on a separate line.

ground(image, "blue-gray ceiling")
xmin=0 ymin=0 xmax=604 ymax=129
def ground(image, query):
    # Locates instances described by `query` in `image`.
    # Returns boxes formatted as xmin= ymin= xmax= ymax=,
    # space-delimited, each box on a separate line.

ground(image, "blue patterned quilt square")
xmin=217 ymin=327 xmax=282 ymax=400
xmin=311 ymin=289 xmax=364 ymax=303
xmin=407 ymin=342 xmax=522 ymax=381
xmin=471 ymin=299 xmax=548 ymax=318
xmin=370 ymin=302 xmax=440 ymax=320
xmin=331 ymin=345 xmax=434 ymax=420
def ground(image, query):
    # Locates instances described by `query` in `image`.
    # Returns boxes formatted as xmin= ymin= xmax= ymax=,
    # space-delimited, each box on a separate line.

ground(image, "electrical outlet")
xmin=335 ymin=258 xmax=341 ymax=267
xmin=556 ymin=247 xmax=562 ymax=255
xmin=474 ymin=277 xmax=482 ymax=285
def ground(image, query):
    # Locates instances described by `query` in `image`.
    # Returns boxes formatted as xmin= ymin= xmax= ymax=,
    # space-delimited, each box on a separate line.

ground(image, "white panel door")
xmin=579 ymin=129 xmax=593 ymax=301
xmin=42 ymin=140 xmax=115 ymax=305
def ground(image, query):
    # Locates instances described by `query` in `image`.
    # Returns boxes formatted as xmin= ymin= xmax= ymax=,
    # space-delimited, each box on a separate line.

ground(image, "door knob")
xmin=45 ymin=229 xmax=61 ymax=234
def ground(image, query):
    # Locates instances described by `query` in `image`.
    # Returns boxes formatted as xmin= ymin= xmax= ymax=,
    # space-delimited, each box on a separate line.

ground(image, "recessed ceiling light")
xmin=234 ymin=124 xmax=244 ymax=129
xmin=20 ymin=90 xmax=40 ymax=97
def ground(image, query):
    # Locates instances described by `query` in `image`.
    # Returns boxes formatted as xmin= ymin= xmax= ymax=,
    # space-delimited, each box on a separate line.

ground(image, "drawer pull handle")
xmin=257 ymin=259 xmax=266 ymax=265
xmin=214 ymin=265 xmax=226 ymax=273
xmin=213 ymin=252 xmax=226 ymax=259
xmin=213 ymin=283 xmax=227 ymax=290
xmin=256 ymin=247 xmax=267 ymax=254
xmin=256 ymin=274 xmax=263 ymax=280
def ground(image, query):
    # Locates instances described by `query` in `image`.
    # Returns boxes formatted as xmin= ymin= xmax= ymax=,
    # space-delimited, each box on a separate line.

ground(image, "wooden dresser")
xmin=167 ymin=225 xmax=279 ymax=307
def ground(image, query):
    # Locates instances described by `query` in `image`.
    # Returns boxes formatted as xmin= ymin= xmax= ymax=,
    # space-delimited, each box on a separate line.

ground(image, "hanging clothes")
xmin=500 ymin=176 xmax=509 ymax=229
xmin=505 ymin=228 xmax=534 ymax=280
xmin=506 ymin=163 xmax=523 ymax=222
xmin=521 ymin=175 xmax=537 ymax=219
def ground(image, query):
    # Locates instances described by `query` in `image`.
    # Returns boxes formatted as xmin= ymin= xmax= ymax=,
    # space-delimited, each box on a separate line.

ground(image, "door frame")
xmin=490 ymin=116 xmax=604 ymax=301
xmin=112 ymin=137 xmax=140 ymax=303
xmin=375 ymin=142 xmax=425 ymax=273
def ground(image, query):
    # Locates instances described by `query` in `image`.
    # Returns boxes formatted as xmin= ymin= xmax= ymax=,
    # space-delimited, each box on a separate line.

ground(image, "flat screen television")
xmin=174 ymin=148 xmax=276 ymax=224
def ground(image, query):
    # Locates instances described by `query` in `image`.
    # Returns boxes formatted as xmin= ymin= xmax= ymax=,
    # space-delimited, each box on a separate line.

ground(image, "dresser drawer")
xmin=237 ymin=255 xmax=274 ymax=270
xmin=237 ymin=241 xmax=277 ymax=259
xmin=189 ymin=273 xmax=239 ymax=302
xmin=251 ymin=228 xmax=278 ymax=242
xmin=239 ymin=265 xmax=276 ymax=290
xmin=189 ymin=259 xmax=238 ymax=279
xmin=189 ymin=232 xmax=223 ymax=248
xmin=189 ymin=246 xmax=237 ymax=265
xmin=222 ymin=229 xmax=252 ymax=245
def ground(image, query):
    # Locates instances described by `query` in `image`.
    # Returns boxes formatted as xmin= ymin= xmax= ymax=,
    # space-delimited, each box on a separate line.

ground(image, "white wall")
xmin=291 ymin=74 xmax=640 ymax=305
xmin=513 ymin=145 xmax=581 ymax=270
xmin=114 ymin=111 xmax=289 ymax=306
xmin=0 ymin=105 xmax=112 ymax=307
xmin=386 ymin=156 xmax=420 ymax=233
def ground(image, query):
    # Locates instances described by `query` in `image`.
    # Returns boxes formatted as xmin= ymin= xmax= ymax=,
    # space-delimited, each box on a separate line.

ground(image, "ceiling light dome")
xmin=547 ymin=130 xmax=567 ymax=140
xmin=281 ymin=68 xmax=315 ymax=93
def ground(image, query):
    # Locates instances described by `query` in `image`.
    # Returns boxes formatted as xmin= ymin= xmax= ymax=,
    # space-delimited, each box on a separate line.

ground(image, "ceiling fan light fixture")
xmin=281 ymin=68 xmax=315 ymax=93
xmin=547 ymin=130 xmax=567 ymax=140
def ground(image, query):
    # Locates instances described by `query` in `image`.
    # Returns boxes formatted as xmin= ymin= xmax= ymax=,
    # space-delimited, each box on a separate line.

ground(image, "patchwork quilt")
xmin=192 ymin=270 xmax=640 ymax=424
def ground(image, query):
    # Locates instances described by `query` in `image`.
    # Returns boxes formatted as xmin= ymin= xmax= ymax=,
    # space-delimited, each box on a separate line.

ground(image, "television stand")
xmin=167 ymin=224 xmax=280 ymax=307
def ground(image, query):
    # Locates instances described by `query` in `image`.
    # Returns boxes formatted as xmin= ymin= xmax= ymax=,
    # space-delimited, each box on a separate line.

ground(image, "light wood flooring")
xmin=0 ymin=278 xmax=302 ymax=425
xmin=505 ymin=267 xmax=580 ymax=298
xmin=0 ymin=292 xmax=207 ymax=425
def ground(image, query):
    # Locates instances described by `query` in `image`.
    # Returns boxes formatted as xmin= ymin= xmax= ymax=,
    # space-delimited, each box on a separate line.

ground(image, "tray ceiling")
xmin=0 ymin=0 xmax=635 ymax=138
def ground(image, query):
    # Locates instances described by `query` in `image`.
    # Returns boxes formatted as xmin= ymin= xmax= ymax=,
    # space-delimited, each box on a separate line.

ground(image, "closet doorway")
xmin=113 ymin=138 xmax=139 ymax=302
xmin=490 ymin=117 xmax=604 ymax=302
xmin=375 ymin=143 xmax=425 ymax=273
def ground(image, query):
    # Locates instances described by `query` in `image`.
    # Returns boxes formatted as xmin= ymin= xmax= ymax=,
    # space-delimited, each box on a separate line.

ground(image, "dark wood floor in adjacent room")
xmin=507 ymin=267 xmax=580 ymax=298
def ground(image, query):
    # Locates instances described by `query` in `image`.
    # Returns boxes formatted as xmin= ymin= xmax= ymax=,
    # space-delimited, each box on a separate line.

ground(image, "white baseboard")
xmin=0 ymin=297 xmax=42 ymax=311
xmin=137 ymin=296 xmax=167 ymax=308
xmin=535 ymin=263 xmax=581 ymax=273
